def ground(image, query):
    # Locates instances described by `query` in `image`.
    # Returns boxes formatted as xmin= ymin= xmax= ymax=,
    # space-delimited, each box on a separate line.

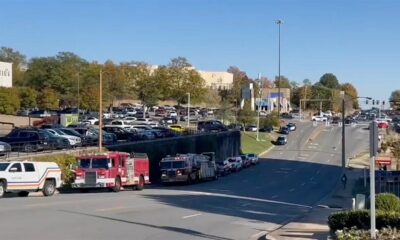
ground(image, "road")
xmin=0 ymin=121 xmax=369 ymax=240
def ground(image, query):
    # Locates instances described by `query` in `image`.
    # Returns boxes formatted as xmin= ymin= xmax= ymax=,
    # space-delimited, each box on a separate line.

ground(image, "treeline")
xmin=0 ymin=46 xmax=361 ymax=115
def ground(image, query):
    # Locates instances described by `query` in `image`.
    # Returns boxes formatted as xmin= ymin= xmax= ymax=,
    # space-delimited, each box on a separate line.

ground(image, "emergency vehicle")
xmin=0 ymin=161 xmax=62 ymax=198
xmin=160 ymin=152 xmax=217 ymax=184
xmin=72 ymin=152 xmax=149 ymax=191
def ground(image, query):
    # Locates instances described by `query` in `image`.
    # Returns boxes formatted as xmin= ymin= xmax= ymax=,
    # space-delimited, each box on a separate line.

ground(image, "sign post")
xmin=369 ymin=121 xmax=378 ymax=239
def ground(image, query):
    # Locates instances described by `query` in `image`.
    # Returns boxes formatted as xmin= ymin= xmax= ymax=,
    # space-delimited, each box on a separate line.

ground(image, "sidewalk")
xmin=265 ymin=168 xmax=362 ymax=240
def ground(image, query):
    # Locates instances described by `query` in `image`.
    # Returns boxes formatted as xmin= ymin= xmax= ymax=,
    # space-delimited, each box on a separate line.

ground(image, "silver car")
xmin=0 ymin=141 xmax=11 ymax=156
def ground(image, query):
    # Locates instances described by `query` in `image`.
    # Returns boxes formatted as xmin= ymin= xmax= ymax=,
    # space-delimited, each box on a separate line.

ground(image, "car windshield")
xmin=278 ymin=137 xmax=285 ymax=141
xmin=172 ymin=161 xmax=185 ymax=168
xmin=78 ymin=159 xmax=91 ymax=168
xmin=248 ymin=154 xmax=255 ymax=157
xmin=54 ymin=129 xmax=67 ymax=135
xmin=0 ymin=163 xmax=10 ymax=171
xmin=61 ymin=129 xmax=80 ymax=136
xmin=91 ymin=158 xmax=110 ymax=169
xmin=228 ymin=159 xmax=236 ymax=162
xmin=160 ymin=161 xmax=172 ymax=169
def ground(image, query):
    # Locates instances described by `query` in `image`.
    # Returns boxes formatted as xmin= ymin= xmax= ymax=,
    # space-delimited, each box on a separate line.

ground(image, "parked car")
xmin=102 ymin=126 xmax=137 ymax=141
xmin=216 ymin=160 xmax=231 ymax=176
xmin=198 ymin=120 xmax=227 ymax=132
xmin=0 ymin=128 xmax=49 ymax=152
xmin=39 ymin=130 xmax=71 ymax=150
xmin=281 ymin=113 xmax=293 ymax=119
xmin=378 ymin=122 xmax=389 ymax=129
xmin=287 ymin=123 xmax=296 ymax=131
xmin=275 ymin=136 xmax=288 ymax=145
xmin=43 ymin=129 xmax=82 ymax=147
xmin=245 ymin=125 xmax=257 ymax=132
xmin=82 ymin=117 xmax=98 ymax=125
xmin=279 ymin=126 xmax=290 ymax=134
xmin=228 ymin=123 xmax=244 ymax=131
xmin=168 ymin=125 xmax=186 ymax=133
xmin=29 ymin=110 xmax=51 ymax=118
xmin=246 ymin=153 xmax=259 ymax=165
xmin=259 ymin=126 xmax=273 ymax=132
xmin=0 ymin=141 xmax=11 ymax=156
xmin=312 ymin=116 xmax=328 ymax=122
xmin=227 ymin=156 xmax=243 ymax=172
xmin=240 ymin=155 xmax=252 ymax=168
xmin=160 ymin=117 xmax=178 ymax=125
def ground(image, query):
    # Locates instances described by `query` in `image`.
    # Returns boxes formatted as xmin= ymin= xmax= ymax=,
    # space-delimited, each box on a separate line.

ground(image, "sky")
xmin=1 ymin=0 xmax=399 ymax=105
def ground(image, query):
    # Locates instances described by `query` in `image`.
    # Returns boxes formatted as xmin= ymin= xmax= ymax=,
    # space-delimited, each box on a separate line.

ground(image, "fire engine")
xmin=72 ymin=152 xmax=149 ymax=192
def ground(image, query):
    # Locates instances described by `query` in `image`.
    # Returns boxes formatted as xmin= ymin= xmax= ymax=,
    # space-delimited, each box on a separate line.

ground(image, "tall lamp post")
xmin=276 ymin=19 xmax=283 ymax=120
xmin=256 ymin=73 xmax=262 ymax=141
xmin=187 ymin=93 xmax=190 ymax=128
xmin=99 ymin=70 xmax=103 ymax=152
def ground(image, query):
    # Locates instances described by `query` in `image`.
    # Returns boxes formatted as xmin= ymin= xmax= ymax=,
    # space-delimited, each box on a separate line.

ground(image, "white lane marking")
xmin=311 ymin=143 xmax=319 ymax=146
xmin=96 ymin=206 xmax=129 ymax=212
xmin=289 ymin=188 xmax=295 ymax=192
xmin=243 ymin=210 xmax=277 ymax=216
xmin=307 ymin=146 xmax=317 ymax=149
xmin=182 ymin=213 xmax=202 ymax=219
xmin=183 ymin=191 xmax=312 ymax=209
xmin=327 ymin=159 xmax=331 ymax=162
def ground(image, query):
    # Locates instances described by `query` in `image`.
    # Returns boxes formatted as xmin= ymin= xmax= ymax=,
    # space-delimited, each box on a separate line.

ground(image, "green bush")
xmin=329 ymin=210 xmax=400 ymax=232
xmin=261 ymin=111 xmax=280 ymax=128
xmin=376 ymin=193 xmax=400 ymax=212
xmin=32 ymin=154 xmax=77 ymax=186
xmin=336 ymin=227 xmax=400 ymax=240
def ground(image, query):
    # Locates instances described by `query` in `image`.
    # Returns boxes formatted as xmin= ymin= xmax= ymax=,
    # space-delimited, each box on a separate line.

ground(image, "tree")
xmin=274 ymin=75 xmax=291 ymax=88
xmin=341 ymin=83 xmax=359 ymax=109
xmin=390 ymin=140 xmax=400 ymax=170
xmin=237 ymin=101 xmax=256 ymax=126
xmin=203 ymin=88 xmax=222 ymax=108
xmin=390 ymin=90 xmax=400 ymax=110
xmin=216 ymin=100 xmax=233 ymax=124
xmin=0 ymin=47 xmax=27 ymax=86
xmin=260 ymin=111 xmax=280 ymax=127
xmin=132 ymin=64 xmax=160 ymax=107
xmin=37 ymin=88 xmax=58 ymax=110
xmin=319 ymin=73 xmax=339 ymax=89
xmin=166 ymin=57 xmax=206 ymax=105
xmin=227 ymin=66 xmax=251 ymax=103
xmin=0 ymin=87 xmax=20 ymax=115
xmin=19 ymin=87 xmax=37 ymax=109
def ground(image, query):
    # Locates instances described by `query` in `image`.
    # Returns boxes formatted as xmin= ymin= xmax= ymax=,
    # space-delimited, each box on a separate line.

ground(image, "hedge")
xmin=336 ymin=227 xmax=400 ymax=240
xmin=376 ymin=193 xmax=400 ymax=212
xmin=328 ymin=210 xmax=400 ymax=232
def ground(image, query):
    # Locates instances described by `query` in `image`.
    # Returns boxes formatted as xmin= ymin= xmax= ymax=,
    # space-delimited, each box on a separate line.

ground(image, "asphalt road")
xmin=0 ymin=121 xmax=369 ymax=240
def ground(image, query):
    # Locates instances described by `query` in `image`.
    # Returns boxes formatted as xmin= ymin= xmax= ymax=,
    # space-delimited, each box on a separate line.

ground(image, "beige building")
xmin=198 ymin=71 xmax=233 ymax=90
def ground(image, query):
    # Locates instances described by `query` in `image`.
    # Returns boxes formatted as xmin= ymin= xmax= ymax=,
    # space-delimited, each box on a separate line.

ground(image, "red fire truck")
xmin=72 ymin=152 xmax=150 ymax=192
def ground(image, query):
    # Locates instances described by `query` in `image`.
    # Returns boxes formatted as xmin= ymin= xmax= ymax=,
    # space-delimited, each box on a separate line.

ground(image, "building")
xmin=0 ymin=61 xmax=12 ymax=87
xmin=198 ymin=71 xmax=233 ymax=90
xmin=255 ymin=87 xmax=291 ymax=113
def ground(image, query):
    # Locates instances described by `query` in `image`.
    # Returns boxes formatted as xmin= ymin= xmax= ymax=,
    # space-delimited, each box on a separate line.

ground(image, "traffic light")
xmin=372 ymin=100 xmax=375 ymax=105
xmin=366 ymin=99 xmax=369 ymax=104
xmin=376 ymin=100 xmax=380 ymax=105
xmin=383 ymin=100 xmax=385 ymax=105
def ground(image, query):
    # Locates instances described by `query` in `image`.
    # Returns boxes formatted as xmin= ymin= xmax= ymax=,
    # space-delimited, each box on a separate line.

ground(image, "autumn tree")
xmin=238 ymin=101 xmax=256 ymax=127
xmin=18 ymin=87 xmax=37 ymax=109
xmin=0 ymin=87 xmax=20 ymax=115
xmin=37 ymin=88 xmax=58 ymax=110
xmin=390 ymin=90 xmax=400 ymax=110
xmin=341 ymin=83 xmax=359 ymax=109
xmin=319 ymin=73 xmax=340 ymax=89
xmin=227 ymin=66 xmax=251 ymax=103
xmin=274 ymin=75 xmax=291 ymax=88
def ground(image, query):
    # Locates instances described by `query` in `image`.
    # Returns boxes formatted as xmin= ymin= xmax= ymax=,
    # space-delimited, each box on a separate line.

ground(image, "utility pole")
xmin=187 ymin=93 xmax=190 ymax=128
xmin=341 ymin=91 xmax=346 ymax=170
xmin=256 ymin=73 xmax=261 ymax=141
xmin=99 ymin=70 xmax=103 ymax=152
xmin=276 ymin=19 xmax=283 ymax=120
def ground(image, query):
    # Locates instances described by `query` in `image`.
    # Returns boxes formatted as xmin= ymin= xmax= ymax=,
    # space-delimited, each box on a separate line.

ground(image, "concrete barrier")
xmin=107 ymin=130 xmax=241 ymax=182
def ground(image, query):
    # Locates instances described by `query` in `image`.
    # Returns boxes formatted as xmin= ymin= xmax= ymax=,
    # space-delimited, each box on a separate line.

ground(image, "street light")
xmin=276 ymin=19 xmax=283 ymax=120
xmin=256 ymin=73 xmax=262 ymax=141
xmin=187 ymin=92 xmax=190 ymax=128
xmin=98 ymin=70 xmax=103 ymax=152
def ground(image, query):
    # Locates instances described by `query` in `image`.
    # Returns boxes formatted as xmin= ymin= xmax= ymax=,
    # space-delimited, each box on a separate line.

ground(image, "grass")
xmin=241 ymin=131 xmax=273 ymax=155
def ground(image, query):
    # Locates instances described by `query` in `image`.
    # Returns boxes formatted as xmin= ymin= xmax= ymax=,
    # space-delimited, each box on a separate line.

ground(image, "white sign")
xmin=0 ymin=61 xmax=12 ymax=87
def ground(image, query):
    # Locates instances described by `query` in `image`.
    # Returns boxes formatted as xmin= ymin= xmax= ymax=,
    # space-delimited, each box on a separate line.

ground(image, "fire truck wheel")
xmin=112 ymin=177 xmax=121 ymax=192
xmin=137 ymin=176 xmax=144 ymax=191
xmin=42 ymin=179 xmax=56 ymax=196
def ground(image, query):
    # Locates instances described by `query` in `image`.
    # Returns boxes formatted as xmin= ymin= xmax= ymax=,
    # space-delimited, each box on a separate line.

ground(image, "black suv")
xmin=197 ymin=120 xmax=227 ymax=132
xmin=0 ymin=128 xmax=49 ymax=152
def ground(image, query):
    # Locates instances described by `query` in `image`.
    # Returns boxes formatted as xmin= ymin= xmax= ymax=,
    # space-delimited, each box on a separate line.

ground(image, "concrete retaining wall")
xmin=107 ymin=130 xmax=241 ymax=182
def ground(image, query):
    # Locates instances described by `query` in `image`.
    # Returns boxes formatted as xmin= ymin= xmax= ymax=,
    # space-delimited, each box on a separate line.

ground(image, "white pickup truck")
xmin=0 ymin=161 xmax=62 ymax=198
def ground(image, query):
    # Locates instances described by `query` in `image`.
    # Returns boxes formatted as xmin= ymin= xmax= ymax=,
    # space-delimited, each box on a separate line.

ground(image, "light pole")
xmin=256 ymin=73 xmax=262 ymax=141
xmin=99 ymin=70 xmax=103 ymax=152
xmin=187 ymin=93 xmax=190 ymax=128
xmin=77 ymin=71 xmax=80 ymax=117
xmin=276 ymin=19 xmax=283 ymax=120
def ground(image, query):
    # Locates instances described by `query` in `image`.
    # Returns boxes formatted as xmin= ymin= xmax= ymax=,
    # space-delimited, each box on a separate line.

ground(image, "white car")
xmin=168 ymin=111 xmax=178 ymax=117
xmin=246 ymin=153 xmax=259 ymax=165
xmin=84 ymin=117 xmax=98 ymax=125
xmin=44 ymin=129 xmax=82 ymax=146
xmin=0 ymin=161 xmax=62 ymax=197
xmin=123 ymin=117 xmax=137 ymax=123
xmin=312 ymin=116 xmax=328 ymax=122
xmin=227 ymin=157 xmax=243 ymax=171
